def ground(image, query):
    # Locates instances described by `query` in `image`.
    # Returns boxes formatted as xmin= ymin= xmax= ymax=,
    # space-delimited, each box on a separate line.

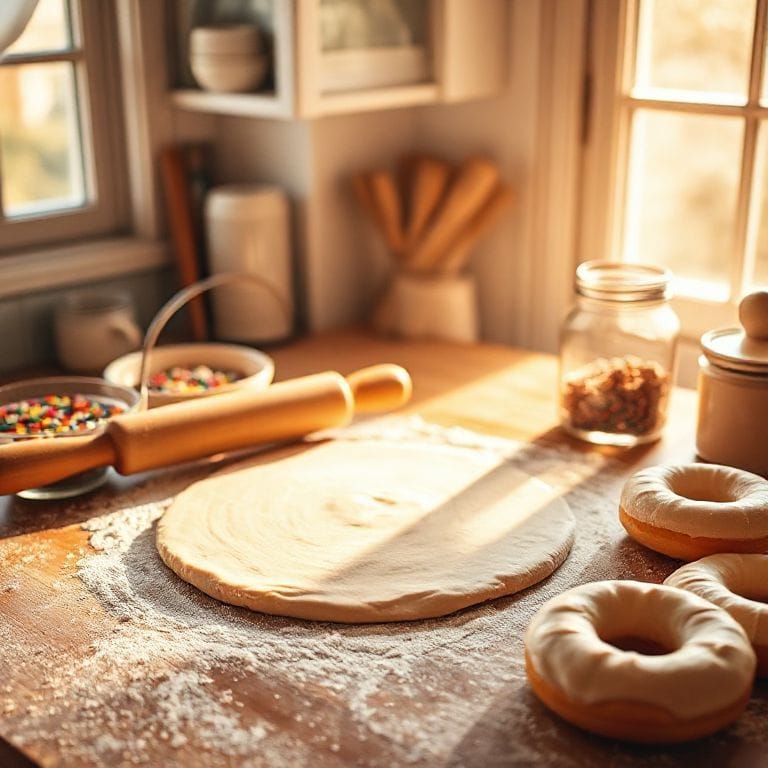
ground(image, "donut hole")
xmin=593 ymin=604 xmax=680 ymax=656
xmin=601 ymin=634 xmax=674 ymax=656
xmin=722 ymin=567 xmax=768 ymax=605
xmin=744 ymin=595 xmax=768 ymax=605
xmin=667 ymin=471 xmax=739 ymax=504
xmin=732 ymin=581 xmax=768 ymax=605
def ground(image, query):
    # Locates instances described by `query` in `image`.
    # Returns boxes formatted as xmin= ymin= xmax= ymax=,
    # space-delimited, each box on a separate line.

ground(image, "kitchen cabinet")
xmin=168 ymin=0 xmax=508 ymax=120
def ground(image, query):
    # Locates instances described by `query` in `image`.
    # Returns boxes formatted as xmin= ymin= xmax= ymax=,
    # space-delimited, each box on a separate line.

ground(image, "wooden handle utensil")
xmin=403 ymin=156 xmax=451 ymax=251
xmin=408 ymin=156 xmax=499 ymax=273
xmin=367 ymin=170 xmax=405 ymax=256
xmin=438 ymin=183 xmax=514 ymax=275
xmin=159 ymin=145 xmax=208 ymax=341
xmin=0 ymin=365 xmax=412 ymax=496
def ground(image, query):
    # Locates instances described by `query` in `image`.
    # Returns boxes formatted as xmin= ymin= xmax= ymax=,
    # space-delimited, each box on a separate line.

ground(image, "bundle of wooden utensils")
xmin=352 ymin=153 xmax=513 ymax=277
xmin=352 ymin=153 xmax=513 ymax=339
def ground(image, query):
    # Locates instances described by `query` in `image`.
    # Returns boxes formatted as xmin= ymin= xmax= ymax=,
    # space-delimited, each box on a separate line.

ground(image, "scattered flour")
xmin=2 ymin=417 xmax=764 ymax=767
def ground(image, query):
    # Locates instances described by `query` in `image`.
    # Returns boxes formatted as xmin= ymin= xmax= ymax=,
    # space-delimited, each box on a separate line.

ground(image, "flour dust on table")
xmin=4 ymin=418 xmax=765 ymax=767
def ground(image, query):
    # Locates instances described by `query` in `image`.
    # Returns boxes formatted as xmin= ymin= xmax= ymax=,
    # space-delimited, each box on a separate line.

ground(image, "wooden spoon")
xmin=437 ymin=183 xmax=514 ymax=275
xmin=408 ymin=156 xmax=499 ymax=273
xmin=403 ymin=155 xmax=452 ymax=252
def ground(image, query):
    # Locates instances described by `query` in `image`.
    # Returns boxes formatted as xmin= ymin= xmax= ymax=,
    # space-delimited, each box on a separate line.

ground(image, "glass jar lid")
xmin=701 ymin=292 xmax=768 ymax=374
xmin=576 ymin=261 xmax=673 ymax=302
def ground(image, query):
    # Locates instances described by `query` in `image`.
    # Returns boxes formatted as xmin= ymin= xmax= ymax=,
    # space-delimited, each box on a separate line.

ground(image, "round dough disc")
xmin=156 ymin=440 xmax=575 ymax=623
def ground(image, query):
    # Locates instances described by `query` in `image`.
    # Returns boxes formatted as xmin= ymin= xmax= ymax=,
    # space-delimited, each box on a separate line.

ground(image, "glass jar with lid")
xmin=559 ymin=261 xmax=680 ymax=446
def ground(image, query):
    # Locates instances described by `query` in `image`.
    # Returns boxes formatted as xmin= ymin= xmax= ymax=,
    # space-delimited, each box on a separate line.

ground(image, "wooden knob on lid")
xmin=739 ymin=291 xmax=768 ymax=340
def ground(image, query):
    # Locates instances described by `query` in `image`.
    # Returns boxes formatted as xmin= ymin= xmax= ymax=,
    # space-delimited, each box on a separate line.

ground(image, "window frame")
xmin=0 ymin=0 xmax=130 ymax=253
xmin=579 ymin=0 xmax=768 ymax=341
xmin=0 ymin=0 xmax=176 ymax=301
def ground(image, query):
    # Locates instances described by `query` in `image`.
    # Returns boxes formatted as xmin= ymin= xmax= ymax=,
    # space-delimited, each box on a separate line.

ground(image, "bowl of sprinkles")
xmin=103 ymin=343 xmax=274 ymax=407
xmin=0 ymin=377 xmax=140 ymax=500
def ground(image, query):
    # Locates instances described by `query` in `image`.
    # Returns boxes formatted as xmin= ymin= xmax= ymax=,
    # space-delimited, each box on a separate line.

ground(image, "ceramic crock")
xmin=696 ymin=292 xmax=768 ymax=476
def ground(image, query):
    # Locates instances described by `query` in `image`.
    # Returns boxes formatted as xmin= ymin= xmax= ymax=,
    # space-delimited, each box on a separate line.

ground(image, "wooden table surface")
xmin=0 ymin=329 xmax=765 ymax=767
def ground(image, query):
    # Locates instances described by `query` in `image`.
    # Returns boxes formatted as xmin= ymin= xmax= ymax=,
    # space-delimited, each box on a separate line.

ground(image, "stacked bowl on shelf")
xmin=189 ymin=25 xmax=268 ymax=94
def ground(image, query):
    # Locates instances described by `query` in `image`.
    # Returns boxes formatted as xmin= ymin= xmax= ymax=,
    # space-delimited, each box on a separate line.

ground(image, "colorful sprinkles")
xmin=0 ymin=395 xmax=125 ymax=436
xmin=148 ymin=365 xmax=242 ymax=395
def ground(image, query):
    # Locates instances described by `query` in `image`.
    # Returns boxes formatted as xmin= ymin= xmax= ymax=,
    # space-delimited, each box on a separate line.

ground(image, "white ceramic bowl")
xmin=190 ymin=25 xmax=264 ymax=55
xmin=103 ymin=343 xmax=274 ymax=407
xmin=190 ymin=52 xmax=268 ymax=93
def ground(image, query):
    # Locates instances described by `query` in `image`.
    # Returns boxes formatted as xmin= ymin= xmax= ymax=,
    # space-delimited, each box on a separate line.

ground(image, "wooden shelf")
xmin=171 ymin=83 xmax=440 ymax=120
xmin=311 ymin=83 xmax=439 ymax=116
xmin=171 ymin=89 xmax=291 ymax=120
xmin=167 ymin=0 xmax=506 ymax=121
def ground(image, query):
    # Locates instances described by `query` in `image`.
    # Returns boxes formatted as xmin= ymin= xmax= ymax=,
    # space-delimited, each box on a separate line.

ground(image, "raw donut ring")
xmin=619 ymin=463 xmax=768 ymax=561
xmin=524 ymin=580 xmax=756 ymax=743
xmin=665 ymin=554 xmax=768 ymax=677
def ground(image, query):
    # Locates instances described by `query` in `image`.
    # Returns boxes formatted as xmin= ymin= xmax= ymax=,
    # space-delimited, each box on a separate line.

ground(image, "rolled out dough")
xmin=156 ymin=440 xmax=575 ymax=623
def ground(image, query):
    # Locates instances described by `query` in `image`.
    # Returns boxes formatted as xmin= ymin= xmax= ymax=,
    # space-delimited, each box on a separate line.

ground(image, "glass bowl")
xmin=0 ymin=376 xmax=141 ymax=500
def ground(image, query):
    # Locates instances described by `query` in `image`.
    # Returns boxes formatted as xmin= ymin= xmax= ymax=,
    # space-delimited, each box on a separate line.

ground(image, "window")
xmin=582 ymin=0 xmax=768 ymax=338
xmin=0 ymin=0 xmax=128 ymax=254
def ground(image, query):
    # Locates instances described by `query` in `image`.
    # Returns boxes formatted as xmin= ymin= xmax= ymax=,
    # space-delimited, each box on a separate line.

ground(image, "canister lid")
xmin=205 ymin=184 xmax=288 ymax=220
xmin=701 ymin=327 xmax=768 ymax=373
xmin=701 ymin=292 xmax=768 ymax=374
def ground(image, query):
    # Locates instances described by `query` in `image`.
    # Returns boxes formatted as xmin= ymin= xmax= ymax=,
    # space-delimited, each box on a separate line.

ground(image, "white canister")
xmin=696 ymin=292 xmax=768 ymax=476
xmin=373 ymin=272 xmax=479 ymax=343
xmin=204 ymin=184 xmax=294 ymax=344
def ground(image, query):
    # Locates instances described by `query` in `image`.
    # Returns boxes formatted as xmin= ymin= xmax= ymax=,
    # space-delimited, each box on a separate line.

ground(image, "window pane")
xmin=748 ymin=124 xmax=768 ymax=289
xmin=0 ymin=62 xmax=86 ymax=218
xmin=320 ymin=0 xmax=428 ymax=51
xmin=5 ymin=0 xmax=72 ymax=55
xmin=623 ymin=110 xmax=742 ymax=296
xmin=634 ymin=0 xmax=754 ymax=100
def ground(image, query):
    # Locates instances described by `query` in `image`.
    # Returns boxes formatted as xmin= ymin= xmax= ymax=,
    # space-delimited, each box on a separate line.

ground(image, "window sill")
xmin=0 ymin=238 xmax=170 ymax=300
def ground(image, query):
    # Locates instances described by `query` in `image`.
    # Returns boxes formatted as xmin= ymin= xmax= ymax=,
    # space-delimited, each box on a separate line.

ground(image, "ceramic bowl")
xmin=103 ymin=342 xmax=274 ymax=408
xmin=190 ymin=25 xmax=264 ymax=55
xmin=190 ymin=52 xmax=268 ymax=93
xmin=0 ymin=376 xmax=141 ymax=500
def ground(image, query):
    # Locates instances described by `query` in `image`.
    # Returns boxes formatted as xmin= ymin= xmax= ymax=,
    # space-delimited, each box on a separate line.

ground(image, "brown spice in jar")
xmin=562 ymin=355 xmax=670 ymax=436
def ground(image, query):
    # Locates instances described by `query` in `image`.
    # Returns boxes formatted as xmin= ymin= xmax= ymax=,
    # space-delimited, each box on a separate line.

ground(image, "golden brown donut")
xmin=619 ymin=463 xmax=768 ymax=561
xmin=524 ymin=580 xmax=756 ymax=743
xmin=666 ymin=554 xmax=768 ymax=676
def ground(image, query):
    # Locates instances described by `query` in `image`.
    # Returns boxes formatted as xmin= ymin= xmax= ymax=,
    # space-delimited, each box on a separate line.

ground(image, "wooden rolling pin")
xmin=0 ymin=364 xmax=413 ymax=497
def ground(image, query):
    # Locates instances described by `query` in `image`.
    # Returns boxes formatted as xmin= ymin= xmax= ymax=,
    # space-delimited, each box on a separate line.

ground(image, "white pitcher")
xmin=54 ymin=291 xmax=142 ymax=373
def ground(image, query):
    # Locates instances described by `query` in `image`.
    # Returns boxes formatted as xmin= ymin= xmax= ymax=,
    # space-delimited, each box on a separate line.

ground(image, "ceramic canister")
xmin=696 ymin=293 xmax=768 ymax=476
xmin=205 ymin=184 xmax=294 ymax=344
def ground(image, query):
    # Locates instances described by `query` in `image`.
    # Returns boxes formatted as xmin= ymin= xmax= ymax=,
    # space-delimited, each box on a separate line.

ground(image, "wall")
xmin=0 ymin=1 xmax=571 ymax=375
xmin=410 ymin=0 xmax=541 ymax=346
xmin=206 ymin=2 xmax=553 ymax=349
xmin=0 ymin=269 xmax=177 ymax=374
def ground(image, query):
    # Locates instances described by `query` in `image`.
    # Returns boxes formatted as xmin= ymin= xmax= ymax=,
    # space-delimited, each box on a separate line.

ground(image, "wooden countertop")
xmin=0 ymin=330 xmax=765 ymax=767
